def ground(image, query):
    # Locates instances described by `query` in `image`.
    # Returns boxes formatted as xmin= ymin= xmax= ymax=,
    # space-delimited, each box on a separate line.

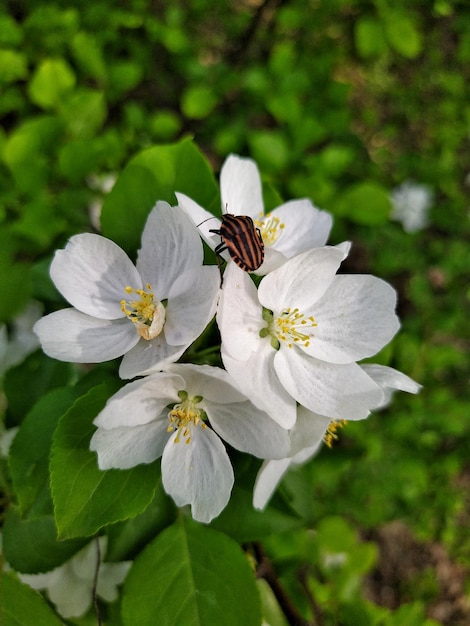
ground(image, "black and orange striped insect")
xmin=210 ymin=214 xmax=264 ymax=272
xmin=197 ymin=212 xmax=265 ymax=285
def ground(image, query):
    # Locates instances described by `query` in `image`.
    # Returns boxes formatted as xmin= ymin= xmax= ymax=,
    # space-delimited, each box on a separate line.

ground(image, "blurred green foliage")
xmin=1 ymin=0 xmax=469 ymax=624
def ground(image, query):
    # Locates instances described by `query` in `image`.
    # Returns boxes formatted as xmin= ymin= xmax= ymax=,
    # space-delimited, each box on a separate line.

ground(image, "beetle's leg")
xmin=213 ymin=242 xmax=227 ymax=287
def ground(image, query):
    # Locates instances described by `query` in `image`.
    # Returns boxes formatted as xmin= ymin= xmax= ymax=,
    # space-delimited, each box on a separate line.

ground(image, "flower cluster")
xmin=34 ymin=154 xmax=421 ymax=524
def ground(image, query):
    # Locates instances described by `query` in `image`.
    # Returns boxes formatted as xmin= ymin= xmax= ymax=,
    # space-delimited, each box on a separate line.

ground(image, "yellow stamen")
xmin=168 ymin=396 xmax=207 ymax=445
xmin=274 ymin=307 xmax=317 ymax=348
xmin=254 ymin=214 xmax=285 ymax=247
xmin=121 ymin=283 xmax=165 ymax=340
xmin=324 ymin=420 xmax=348 ymax=448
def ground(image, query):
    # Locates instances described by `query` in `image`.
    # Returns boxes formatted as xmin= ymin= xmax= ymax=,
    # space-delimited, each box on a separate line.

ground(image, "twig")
xmin=92 ymin=536 xmax=102 ymax=626
xmin=252 ymin=542 xmax=314 ymax=626
xmin=227 ymin=0 xmax=285 ymax=66
xmin=298 ymin=565 xmax=325 ymax=626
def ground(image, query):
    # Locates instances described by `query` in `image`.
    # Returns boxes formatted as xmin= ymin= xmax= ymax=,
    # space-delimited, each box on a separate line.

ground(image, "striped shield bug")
xmin=212 ymin=214 xmax=264 ymax=272
xmin=198 ymin=213 xmax=264 ymax=272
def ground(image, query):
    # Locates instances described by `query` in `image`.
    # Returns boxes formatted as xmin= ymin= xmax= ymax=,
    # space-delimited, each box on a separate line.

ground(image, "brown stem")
xmin=298 ymin=565 xmax=325 ymax=626
xmin=227 ymin=0 xmax=285 ymax=66
xmin=252 ymin=542 xmax=314 ymax=626
xmin=92 ymin=536 xmax=102 ymax=626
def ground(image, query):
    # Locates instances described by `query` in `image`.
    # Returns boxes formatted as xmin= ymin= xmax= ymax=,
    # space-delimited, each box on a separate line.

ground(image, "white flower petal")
xmin=90 ymin=419 xmax=168 ymax=469
xmin=168 ymin=363 xmax=247 ymax=404
xmin=253 ymin=407 xmax=329 ymax=510
xmin=258 ymin=247 xmax=345 ymax=314
xmin=118 ymin=332 xmax=186 ymax=379
xmin=290 ymin=407 xmax=331 ymax=455
xmin=70 ymin=537 xmax=106 ymax=579
xmin=274 ymin=349 xmax=383 ymax=420
xmin=34 ymin=309 xmax=139 ymax=363
xmin=175 ymin=192 xmax=223 ymax=252
xmin=254 ymin=247 xmax=288 ymax=275
xmin=335 ymin=241 xmax=352 ymax=258
xmin=304 ymin=275 xmax=400 ymax=363
xmin=161 ymin=426 xmax=234 ymax=523
xmin=19 ymin=569 xmax=62 ymax=591
xmin=220 ymin=154 xmax=264 ymax=218
xmin=217 ymin=263 xmax=264 ymax=361
xmin=265 ymin=200 xmax=332 ymax=257
xmin=253 ymin=458 xmax=291 ymax=511
xmin=47 ymin=566 xmax=93 ymax=618
xmin=136 ymin=202 xmax=203 ymax=297
xmin=93 ymin=373 xmax=183 ymax=429
xmin=207 ymin=400 xmax=291 ymax=459
xmin=165 ymin=266 xmax=220 ymax=346
xmin=222 ymin=346 xmax=297 ymax=429
xmin=97 ymin=561 xmax=132 ymax=602
xmin=50 ymin=233 xmax=141 ymax=319
xmin=361 ymin=364 xmax=422 ymax=408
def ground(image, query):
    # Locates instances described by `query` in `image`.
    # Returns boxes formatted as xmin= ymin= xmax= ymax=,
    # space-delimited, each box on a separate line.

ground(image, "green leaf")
xmin=9 ymin=387 xmax=80 ymax=516
xmin=2 ymin=116 xmax=63 ymax=194
xmin=181 ymin=86 xmax=218 ymax=119
xmin=51 ymin=384 xmax=159 ymax=539
xmin=60 ymin=88 xmax=107 ymax=138
xmin=0 ymin=50 xmax=28 ymax=84
xmin=28 ymin=58 xmax=76 ymax=110
xmin=11 ymin=196 xmax=67 ymax=251
xmin=3 ymin=117 xmax=62 ymax=167
xmin=0 ymin=571 xmax=64 ymax=626
xmin=106 ymin=483 xmax=175 ymax=561
xmin=0 ymin=257 xmax=31 ymax=323
xmin=319 ymin=144 xmax=356 ymax=176
xmin=3 ymin=352 xmax=72 ymax=422
xmin=121 ymin=518 xmax=261 ymax=626
xmin=0 ymin=14 xmax=23 ymax=46
xmin=149 ymin=110 xmax=182 ymax=140
xmin=108 ymin=60 xmax=143 ymax=98
xmin=211 ymin=484 xmax=302 ymax=542
xmin=333 ymin=181 xmax=391 ymax=225
xmin=70 ymin=31 xmax=107 ymax=82
xmin=100 ymin=139 xmax=218 ymax=252
xmin=384 ymin=14 xmax=423 ymax=59
xmin=2 ymin=508 xmax=86 ymax=574
xmin=258 ymin=579 xmax=289 ymax=626
xmin=316 ymin=516 xmax=357 ymax=553
xmin=354 ymin=17 xmax=387 ymax=58
xmin=58 ymin=138 xmax=101 ymax=182
xmin=249 ymin=131 xmax=289 ymax=174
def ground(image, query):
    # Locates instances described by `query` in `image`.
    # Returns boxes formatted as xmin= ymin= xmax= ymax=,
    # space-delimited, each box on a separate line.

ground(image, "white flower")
xmin=34 ymin=201 xmax=220 ymax=379
xmin=86 ymin=171 xmax=117 ymax=231
xmin=18 ymin=537 xmax=131 ymax=619
xmin=253 ymin=365 xmax=421 ymax=510
xmin=0 ymin=426 xmax=19 ymax=457
xmin=176 ymin=154 xmax=333 ymax=274
xmin=90 ymin=363 xmax=290 ymax=524
xmin=218 ymin=246 xmax=401 ymax=429
xmin=390 ymin=181 xmax=433 ymax=233
xmin=0 ymin=300 xmax=43 ymax=377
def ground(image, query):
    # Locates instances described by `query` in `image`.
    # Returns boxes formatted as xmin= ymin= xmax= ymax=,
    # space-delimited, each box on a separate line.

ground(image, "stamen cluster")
xmin=167 ymin=390 xmax=206 ymax=444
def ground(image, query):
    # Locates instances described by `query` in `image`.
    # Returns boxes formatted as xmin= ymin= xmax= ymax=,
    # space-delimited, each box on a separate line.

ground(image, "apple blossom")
xmin=218 ymin=246 xmax=401 ymax=429
xmin=90 ymin=363 xmax=290 ymax=524
xmin=18 ymin=537 xmax=131 ymax=619
xmin=34 ymin=201 xmax=220 ymax=379
xmin=253 ymin=365 xmax=421 ymax=510
xmin=176 ymin=153 xmax=333 ymax=274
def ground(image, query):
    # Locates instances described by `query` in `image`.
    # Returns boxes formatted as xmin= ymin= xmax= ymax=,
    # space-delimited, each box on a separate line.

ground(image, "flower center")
xmin=167 ymin=391 xmax=207 ymax=444
xmin=254 ymin=214 xmax=285 ymax=247
xmin=324 ymin=420 xmax=347 ymax=448
xmin=120 ymin=284 xmax=166 ymax=340
xmin=260 ymin=307 xmax=318 ymax=349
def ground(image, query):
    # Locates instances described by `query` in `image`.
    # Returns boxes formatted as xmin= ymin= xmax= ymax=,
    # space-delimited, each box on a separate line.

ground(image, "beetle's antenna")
xmin=196 ymin=216 xmax=219 ymax=227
